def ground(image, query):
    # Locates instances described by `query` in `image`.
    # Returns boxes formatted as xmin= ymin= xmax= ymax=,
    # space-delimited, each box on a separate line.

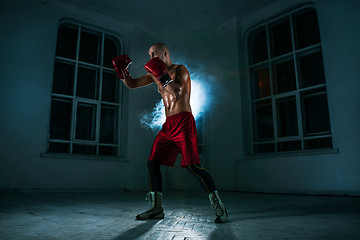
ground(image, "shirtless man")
xmin=112 ymin=43 xmax=228 ymax=223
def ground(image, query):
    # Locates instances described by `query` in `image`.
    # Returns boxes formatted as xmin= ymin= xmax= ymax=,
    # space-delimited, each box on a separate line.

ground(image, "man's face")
xmin=148 ymin=46 xmax=166 ymax=62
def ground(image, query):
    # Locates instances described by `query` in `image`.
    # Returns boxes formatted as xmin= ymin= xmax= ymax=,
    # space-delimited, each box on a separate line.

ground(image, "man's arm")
xmin=163 ymin=65 xmax=189 ymax=99
xmin=112 ymin=55 xmax=154 ymax=89
xmin=122 ymin=74 xmax=153 ymax=89
xmin=145 ymin=58 xmax=189 ymax=99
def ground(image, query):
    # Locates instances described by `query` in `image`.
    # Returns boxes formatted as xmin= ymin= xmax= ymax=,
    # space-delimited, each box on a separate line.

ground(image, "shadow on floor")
xmin=208 ymin=220 xmax=239 ymax=240
xmin=112 ymin=219 xmax=160 ymax=240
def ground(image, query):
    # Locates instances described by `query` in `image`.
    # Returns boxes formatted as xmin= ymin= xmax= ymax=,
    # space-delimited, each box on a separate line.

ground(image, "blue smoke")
xmin=140 ymin=98 xmax=166 ymax=131
xmin=140 ymin=68 xmax=217 ymax=132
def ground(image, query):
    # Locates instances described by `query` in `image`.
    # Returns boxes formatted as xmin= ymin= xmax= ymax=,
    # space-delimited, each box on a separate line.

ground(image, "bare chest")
xmin=156 ymin=67 xmax=177 ymax=94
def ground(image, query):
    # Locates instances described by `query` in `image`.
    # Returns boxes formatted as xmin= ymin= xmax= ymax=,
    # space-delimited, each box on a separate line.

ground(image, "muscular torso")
xmin=153 ymin=64 xmax=192 ymax=117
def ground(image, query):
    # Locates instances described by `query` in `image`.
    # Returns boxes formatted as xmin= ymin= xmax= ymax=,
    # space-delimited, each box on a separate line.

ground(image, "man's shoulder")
xmin=175 ymin=64 xmax=189 ymax=73
xmin=174 ymin=65 xmax=190 ymax=83
xmin=177 ymin=64 xmax=187 ymax=68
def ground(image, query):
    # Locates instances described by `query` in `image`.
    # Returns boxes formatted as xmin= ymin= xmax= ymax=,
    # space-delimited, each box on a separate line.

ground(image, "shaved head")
xmin=148 ymin=42 xmax=173 ymax=64
xmin=150 ymin=42 xmax=170 ymax=55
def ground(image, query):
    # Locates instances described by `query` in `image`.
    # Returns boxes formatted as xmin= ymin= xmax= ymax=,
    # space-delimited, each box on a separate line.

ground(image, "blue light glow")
xmin=140 ymin=71 xmax=216 ymax=132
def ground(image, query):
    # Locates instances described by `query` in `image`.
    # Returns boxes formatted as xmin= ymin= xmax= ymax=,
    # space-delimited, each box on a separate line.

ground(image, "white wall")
xmin=235 ymin=0 xmax=360 ymax=196
xmin=0 ymin=0 xmax=156 ymax=191
xmin=1 ymin=0 xmax=359 ymax=195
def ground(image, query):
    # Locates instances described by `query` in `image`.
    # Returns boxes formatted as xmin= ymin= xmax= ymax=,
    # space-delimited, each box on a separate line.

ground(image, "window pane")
xmin=278 ymin=141 xmax=301 ymax=152
xmin=56 ymin=24 xmax=78 ymax=59
xmin=73 ymin=144 xmax=96 ymax=155
xmin=248 ymin=27 xmax=268 ymax=64
xmin=298 ymin=51 xmax=325 ymax=88
xmin=253 ymin=100 xmax=274 ymax=140
xmin=250 ymin=66 xmax=271 ymax=99
xmin=75 ymin=103 xmax=97 ymax=140
xmin=272 ymin=59 xmax=296 ymax=94
xmin=293 ymin=9 xmax=320 ymax=49
xmin=77 ymin=66 xmax=99 ymax=99
xmin=100 ymin=105 xmax=118 ymax=144
xmin=49 ymin=98 xmax=72 ymax=140
xmin=52 ymin=61 xmax=75 ymax=95
xmin=50 ymin=22 xmax=123 ymax=156
xmin=102 ymin=71 xmax=119 ymax=102
xmin=301 ymin=89 xmax=331 ymax=136
xmin=269 ymin=18 xmax=292 ymax=57
xmin=48 ymin=142 xmax=70 ymax=154
xmin=99 ymin=146 xmax=117 ymax=156
xmin=79 ymin=28 xmax=100 ymax=64
xmin=277 ymin=96 xmax=298 ymax=137
xmin=247 ymin=8 xmax=330 ymax=153
xmin=103 ymin=35 xmax=119 ymax=68
xmin=254 ymin=143 xmax=275 ymax=153
xmin=304 ymin=138 xmax=332 ymax=150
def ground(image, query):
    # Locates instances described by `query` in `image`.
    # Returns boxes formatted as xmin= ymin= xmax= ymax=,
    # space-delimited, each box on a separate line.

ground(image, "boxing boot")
xmin=209 ymin=190 xmax=228 ymax=223
xmin=136 ymin=191 xmax=164 ymax=220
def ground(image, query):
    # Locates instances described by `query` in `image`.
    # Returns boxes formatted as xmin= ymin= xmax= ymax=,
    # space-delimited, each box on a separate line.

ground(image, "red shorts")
xmin=148 ymin=112 xmax=200 ymax=168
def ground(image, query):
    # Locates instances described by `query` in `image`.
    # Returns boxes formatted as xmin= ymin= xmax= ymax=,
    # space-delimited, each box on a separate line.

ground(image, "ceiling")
xmin=67 ymin=0 xmax=272 ymax=30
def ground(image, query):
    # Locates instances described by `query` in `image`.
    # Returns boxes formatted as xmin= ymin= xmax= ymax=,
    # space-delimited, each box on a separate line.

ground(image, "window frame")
xmin=245 ymin=4 xmax=334 ymax=155
xmin=46 ymin=19 xmax=125 ymax=159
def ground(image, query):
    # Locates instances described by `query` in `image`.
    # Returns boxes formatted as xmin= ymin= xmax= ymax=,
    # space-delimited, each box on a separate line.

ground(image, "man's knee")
xmin=187 ymin=164 xmax=201 ymax=174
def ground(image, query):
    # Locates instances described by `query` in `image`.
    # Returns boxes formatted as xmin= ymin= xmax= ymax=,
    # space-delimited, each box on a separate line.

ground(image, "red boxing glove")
xmin=112 ymin=55 xmax=132 ymax=80
xmin=144 ymin=57 xmax=173 ymax=87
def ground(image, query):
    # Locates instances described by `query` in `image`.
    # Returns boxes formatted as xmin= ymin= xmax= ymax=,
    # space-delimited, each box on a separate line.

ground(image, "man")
xmin=112 ymin=43 xmax=228 ymax=223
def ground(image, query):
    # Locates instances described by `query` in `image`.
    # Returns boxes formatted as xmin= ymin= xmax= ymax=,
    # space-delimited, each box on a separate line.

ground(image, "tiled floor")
xmin=0 ymin=190 xmax=359 ymax=239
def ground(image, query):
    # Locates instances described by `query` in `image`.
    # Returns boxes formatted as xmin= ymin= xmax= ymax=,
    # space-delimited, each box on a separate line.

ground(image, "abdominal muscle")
xmin=153 ymin=64 xmax=192 ymax=117
xmin=160 ymin=88 xmax=192 ymax=117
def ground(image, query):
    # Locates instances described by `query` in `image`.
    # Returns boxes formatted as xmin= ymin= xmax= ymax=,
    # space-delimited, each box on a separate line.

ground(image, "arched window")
xmin=48 ymin=20 xmax=123 ymax=157
xmin=247 ymin=6 xmax=332 ymax=154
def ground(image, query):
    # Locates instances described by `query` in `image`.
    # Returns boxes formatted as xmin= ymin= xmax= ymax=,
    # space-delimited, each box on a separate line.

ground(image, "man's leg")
xmin=187 ymin=164 xmax=216 ymax=193
xmin=187 ymin=164 xmax=228 ymax=223
xmin=136 ymin=160 xmax=164 ymax=220
xmin=148 ymin=160 xmax=163 ymax=192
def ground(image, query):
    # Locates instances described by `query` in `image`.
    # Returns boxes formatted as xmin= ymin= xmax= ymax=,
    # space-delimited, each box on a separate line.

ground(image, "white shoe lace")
xmin=145 ymin=192 xmax=163 ymax=209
